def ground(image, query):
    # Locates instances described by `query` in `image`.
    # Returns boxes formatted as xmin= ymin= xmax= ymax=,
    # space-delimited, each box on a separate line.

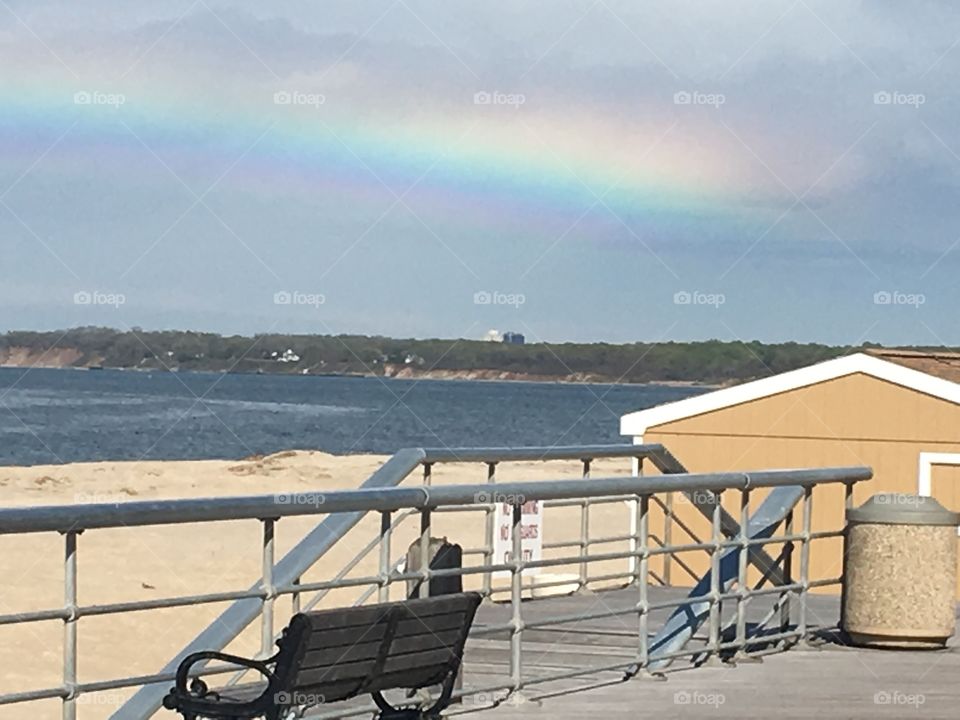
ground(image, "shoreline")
xmin=0 ymin=449 xmax=386 ymax=472
xmin=0 ymin=362 xmax=723 ymax=388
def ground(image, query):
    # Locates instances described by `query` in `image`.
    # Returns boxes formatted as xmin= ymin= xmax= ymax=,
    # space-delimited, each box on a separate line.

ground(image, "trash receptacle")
xmin=405 ymin=536 xmax=463 ymax=599
xmin=844 ymin=493 xmax=959 ymax=649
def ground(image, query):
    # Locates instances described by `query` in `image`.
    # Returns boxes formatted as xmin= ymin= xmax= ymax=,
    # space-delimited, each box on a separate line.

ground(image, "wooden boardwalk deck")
xmin=456 ymin=586 xmax=960 ymax=719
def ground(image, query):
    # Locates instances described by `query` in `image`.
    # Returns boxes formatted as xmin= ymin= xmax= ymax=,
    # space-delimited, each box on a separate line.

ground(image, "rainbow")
xmin=0 ymin=75 xmax=770 ymax=236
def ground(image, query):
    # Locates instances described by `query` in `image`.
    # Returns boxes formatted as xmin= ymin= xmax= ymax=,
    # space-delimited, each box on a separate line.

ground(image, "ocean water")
xmin=0 ymin=368 xmax=707 ymax=466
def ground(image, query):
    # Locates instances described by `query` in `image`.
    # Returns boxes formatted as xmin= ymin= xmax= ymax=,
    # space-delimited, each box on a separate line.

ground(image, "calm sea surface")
xmin=0 ymin=368 xmax=707 ymax=466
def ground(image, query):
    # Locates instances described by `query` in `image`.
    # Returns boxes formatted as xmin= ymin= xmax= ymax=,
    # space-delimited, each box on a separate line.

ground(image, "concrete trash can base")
xmin=846 ymin=630 xmax=947 ymax=650
xmin=843 ymin=494 xmax=959 ymax=649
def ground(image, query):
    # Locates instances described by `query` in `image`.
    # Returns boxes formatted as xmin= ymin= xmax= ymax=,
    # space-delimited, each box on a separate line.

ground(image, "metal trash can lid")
xmin=847 ymin=493 xmax=960 ymax=526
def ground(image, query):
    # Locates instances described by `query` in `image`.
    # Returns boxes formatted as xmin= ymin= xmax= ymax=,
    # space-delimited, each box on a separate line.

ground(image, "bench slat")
xmin=299 ymin=593 xmax=473 ymax=632
xmin=381 ymin=647 xmax=456 ymax=675
xmin=301 ymin=622 xmax=388 ymax=650
xmin=300 ymin=639 xmax=382 ymax=668
xmin=295 ymin=660 xmax=377 ymax=688
xmin=393 ymin=612 xmax=470 ymax=638
xmin=300 ymin=609 xmax=468 ymax=651
xmin=300 ymin=628 xmax=463 ymax=670
xmin=299 ymin=605 xmax=392 ymax=632
xmin=393 ymin=594 xmax=479 ymax=614
xmin=295 ymin=644 xmax=457 ymax=689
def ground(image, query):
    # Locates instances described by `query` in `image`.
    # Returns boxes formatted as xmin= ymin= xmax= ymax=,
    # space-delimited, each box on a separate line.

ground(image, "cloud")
xmin=3 ymin=1 xmax=960 ymax=343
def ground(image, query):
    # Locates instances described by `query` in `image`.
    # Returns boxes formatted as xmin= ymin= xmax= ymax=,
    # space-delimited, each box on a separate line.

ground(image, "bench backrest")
xmin=273 ymin=592 xmax=482 ymax=705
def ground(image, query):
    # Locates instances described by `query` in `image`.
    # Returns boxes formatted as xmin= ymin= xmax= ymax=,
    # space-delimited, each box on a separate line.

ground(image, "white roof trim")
xmin=620 ymin=352 xmax=960 ymax=436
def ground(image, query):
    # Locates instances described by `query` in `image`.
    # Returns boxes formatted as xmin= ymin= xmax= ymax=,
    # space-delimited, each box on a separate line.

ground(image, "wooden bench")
xmin=163 ymin=592 xmax=482 ymax=720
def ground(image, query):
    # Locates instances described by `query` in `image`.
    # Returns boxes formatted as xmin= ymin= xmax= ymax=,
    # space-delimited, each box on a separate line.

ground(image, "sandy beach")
xmin=0 ymin=451 xmax=642 ymax=720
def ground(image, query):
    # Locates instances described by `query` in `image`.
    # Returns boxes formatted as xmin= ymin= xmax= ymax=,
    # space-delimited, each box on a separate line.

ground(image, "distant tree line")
xmin=0 ymin=326 xmax=917 ymax=384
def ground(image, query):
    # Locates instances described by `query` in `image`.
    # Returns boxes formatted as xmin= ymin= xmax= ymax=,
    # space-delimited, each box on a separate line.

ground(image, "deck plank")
xmin=457 ymin=586 xmax=960 ymax=719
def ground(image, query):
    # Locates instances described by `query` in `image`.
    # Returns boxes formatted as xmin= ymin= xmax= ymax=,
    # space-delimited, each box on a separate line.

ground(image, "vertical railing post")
xmin=629 ymin=456 xmax=644 ymax=582
xmin=798 ymin=487 xmax=813 ymax=648
xmin=780 ymin=508 xmax=794 ymax=642
xmin=420 ymin=463 xmax=433 ymax=600
xmin=420 ymin=468 xmax=434 ymax=600
xmin=631 ymin=495 xmax=642 ymax=587
xmin=663 ymin=491 xmax=673 ymax=587
xmin=579 ymin=459 xmax=591 ymax=590
xmin=636 ymin=495 xmax=650 ymax=671
xmin=706 ymin=492 xmax=723 ymax=665
xmin=379 ymin=511 xmax=392 ymax=603
xmin=62 ymin=530 xmax=79 ymax=720
xmin=734 ymin=489 xmax=756 ymax=662
xmin=483 ymin=462 xmax=497 ymax=597
xmin=510 ymin=502 xmax=524 ymax=695
xmin=291 ymin=577 xmax=301 ymax=615
xmin=260 ymin=519 xmax=275 ymax=657
xmin=419 ymin=508 xmax=432 ymax=599
xmin=839 ymin=481 xmax=854 ymax=633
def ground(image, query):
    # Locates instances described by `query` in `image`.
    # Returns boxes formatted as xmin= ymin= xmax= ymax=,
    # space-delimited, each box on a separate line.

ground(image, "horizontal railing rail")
xmin=0 ymin=444 xmax=684 ymax=535
xmin=0 ymin=444 xmax=871 ymax=720
xmin=0 ymin=466 xmax=869 ymax=534
xmin=114 ymin=443 xmax=678 ymax=720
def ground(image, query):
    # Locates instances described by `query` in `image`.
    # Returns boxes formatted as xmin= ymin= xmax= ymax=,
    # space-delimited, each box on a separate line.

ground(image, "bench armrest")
xmin=163 ymin=651 xmax=278 ymax=718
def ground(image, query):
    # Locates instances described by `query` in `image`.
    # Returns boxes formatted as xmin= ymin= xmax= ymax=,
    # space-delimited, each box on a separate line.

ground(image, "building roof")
xmin=864 ymin=348 xmax=960 ymax=384
xmin=620 ymin=351 xmax=960 ymax=437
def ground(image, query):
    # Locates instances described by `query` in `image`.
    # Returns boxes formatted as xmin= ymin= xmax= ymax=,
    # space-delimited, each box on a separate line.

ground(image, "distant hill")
xmin=0 ymin=327 xmax=924 ymax=385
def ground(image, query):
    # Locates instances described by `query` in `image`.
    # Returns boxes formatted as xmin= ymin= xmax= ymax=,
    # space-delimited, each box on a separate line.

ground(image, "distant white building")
xmin=484 ymin=329 xmax=503 ymax=342
xmin=278 ymin=348 xmax=301 ymax=363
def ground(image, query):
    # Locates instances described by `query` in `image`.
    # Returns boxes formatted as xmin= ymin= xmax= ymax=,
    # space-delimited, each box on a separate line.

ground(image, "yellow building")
xmin=620 ymin=351 xmax=960 ymax=595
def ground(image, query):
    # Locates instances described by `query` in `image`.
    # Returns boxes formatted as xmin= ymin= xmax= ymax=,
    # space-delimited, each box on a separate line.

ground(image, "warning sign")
xmin=492 ymin=498 xmax=543 ymax=579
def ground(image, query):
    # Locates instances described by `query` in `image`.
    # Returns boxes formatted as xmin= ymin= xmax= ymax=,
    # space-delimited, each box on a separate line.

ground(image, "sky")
xmin=1 ymin=0 xmax=960 ymax=346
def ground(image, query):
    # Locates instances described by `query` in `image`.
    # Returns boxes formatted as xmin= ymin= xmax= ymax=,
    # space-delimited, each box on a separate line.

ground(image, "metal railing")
xmin=110 ymin=443 xmax=694 ymax=719
xmin=0 ymin=445 xmax=871 ymax=719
